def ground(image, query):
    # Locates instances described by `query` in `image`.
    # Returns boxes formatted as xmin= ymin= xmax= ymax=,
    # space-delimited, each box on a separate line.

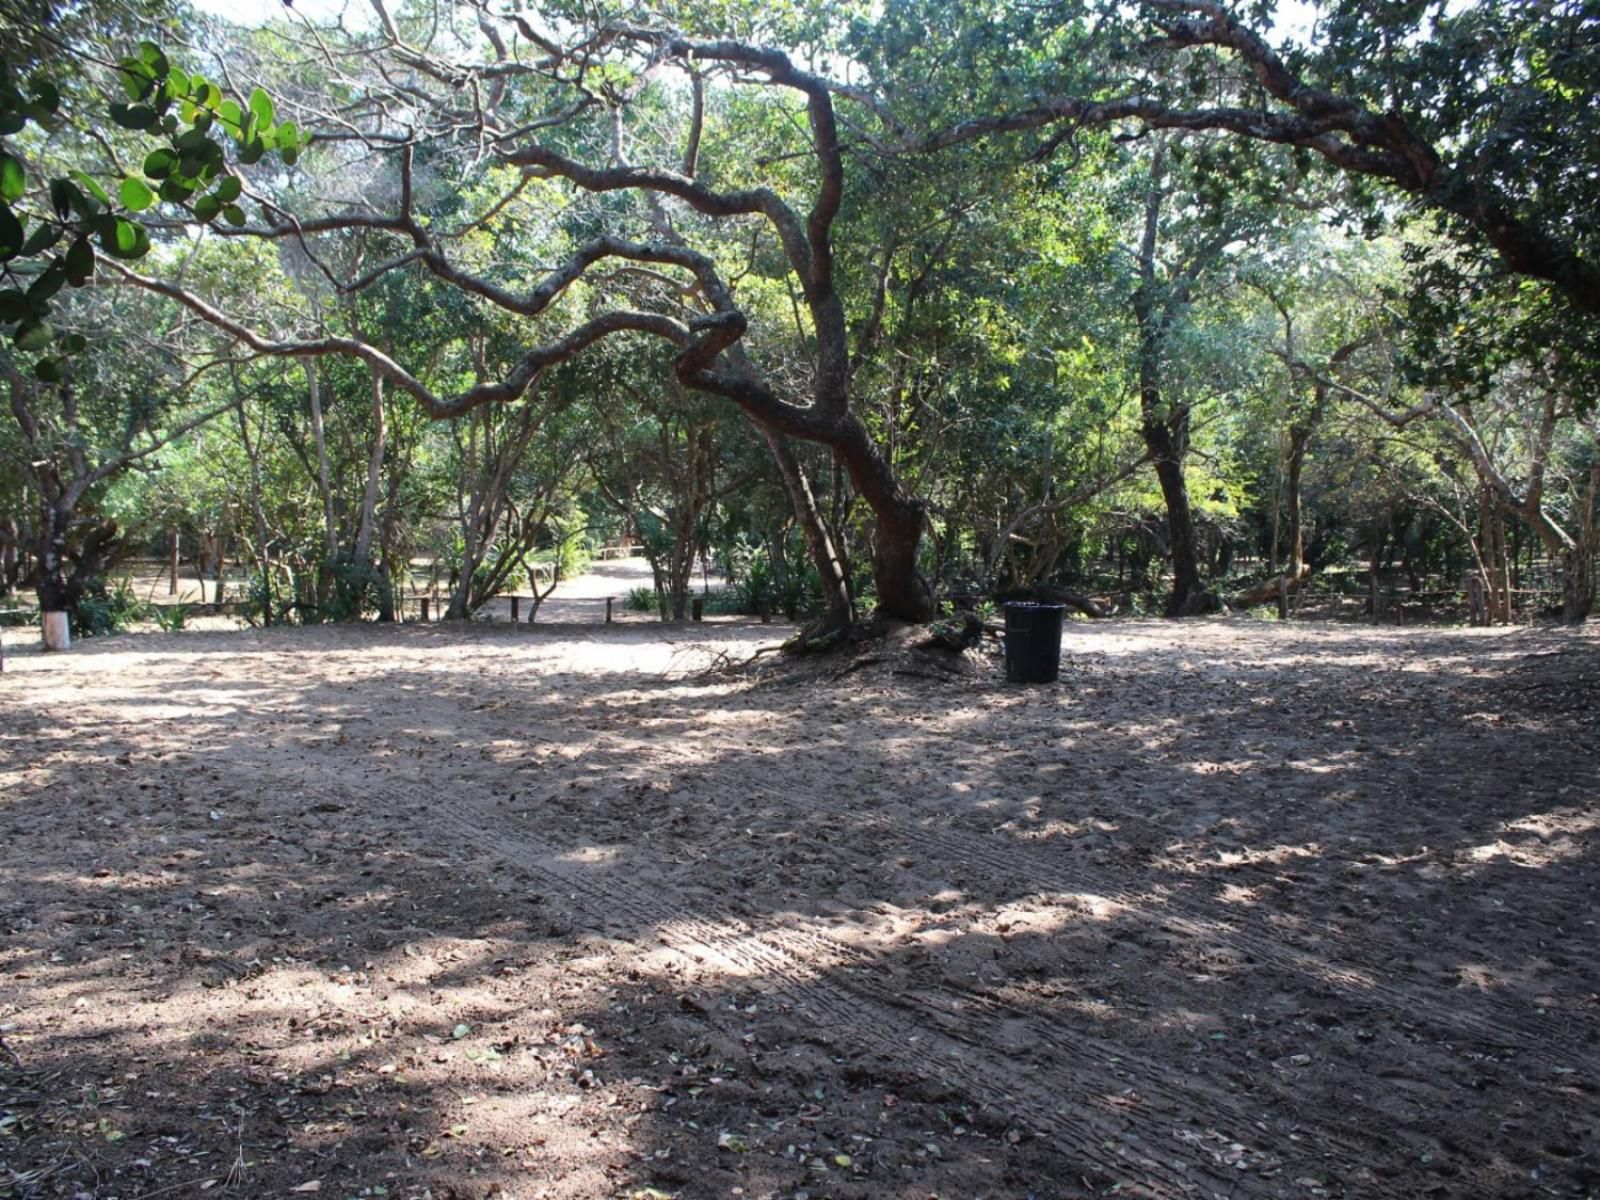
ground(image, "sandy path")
xmin=2 ymin=617 xmax=1597 ymax=1199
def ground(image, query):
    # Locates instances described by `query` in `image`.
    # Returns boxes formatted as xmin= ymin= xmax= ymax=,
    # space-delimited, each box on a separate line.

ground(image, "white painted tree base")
xmin=42 ymin=611 xmax=71 ymax=651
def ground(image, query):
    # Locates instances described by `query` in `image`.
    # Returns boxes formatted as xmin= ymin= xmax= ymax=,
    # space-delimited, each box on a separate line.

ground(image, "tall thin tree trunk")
xmin=353 ymin=370 xmax=386 ymax=567
xmin=306 ymin=361 xmax=338 ymax=565
xmin=761 ymin=427 xmax=852 ymax=628
xmin=1563 ymin=464 xmax=1598 ymax=623
xmin=234 ymin=395 xmax=275 ymax=625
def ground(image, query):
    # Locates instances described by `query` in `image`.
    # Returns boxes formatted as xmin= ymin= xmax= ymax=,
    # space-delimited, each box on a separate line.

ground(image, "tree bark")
xmin=352 ymin=369 xmax=387 ymax=567
xmin=760 ymin=427 xmax=852 ymax=628
xmin=1132 ymin=145 xmax=1212 ymax=618
xmin=306 ymin=360 xmax=338 ymax=565
xmin=829 ymin=419 xmax=931 ymax=621
xmin=1562 ymin=464 xmax=1598 ymax=624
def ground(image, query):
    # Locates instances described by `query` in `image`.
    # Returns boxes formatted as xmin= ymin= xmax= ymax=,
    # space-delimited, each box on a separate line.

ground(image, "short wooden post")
xmin=421 ymin=596 xmax=431 ymax=623
xmin=691 ymin=597 xmax=703 ymax=622
xmin=511 ymin=596 xmax=520 ymax=624
xmin=759 ymin=604 xmax=771 ymax=625
xmin=605 ymin=597 xmax=614 ymax=624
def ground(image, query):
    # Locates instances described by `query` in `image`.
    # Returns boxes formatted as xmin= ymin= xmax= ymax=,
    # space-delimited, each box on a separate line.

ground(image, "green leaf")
xmin=214 ymin=175 xmax=241 ymax=203
xmin=28 ymin=78 xmax=60 ymax=114
xmin=26 ymin=264 xmax=65 ymax=304
xmin=0 ymin=202 xmax=23 ymax=260
xmin=72 ymin=170 xmax=112 ymax=209
xmin=120 ymin=176 xmax=156 ymax=211
xmin=20 ymin=223 xmax=61 ymax=256
xmin=143 ymin=148 xmax=179 ymax=179
xmin=60 ymin=332 xmax=87 ymax=354
xmin=137 ymin=41 xmax=169 ymax=75
xmin=123 ymin=104 xmax=158 ymax=130
xmin=118 ymin=61 xmax=155 ymax=102
xmin=222 ymin=203 xmax=246 ymax=227
xmin=159 ymin=178 xmax=195 ymax=204
xmin=194 ymin=193 xmax=221 ymax=222
xmin=248 ymin=86 xmax=274 ymax=127
xmin=0 ymin=289 xmax=28 ymax=321
xmin=218 ymin=99 xmax=243 ymax=130
xmin=97 ymin=216 xmax=149 ymax=260
xmin=34 ymin=356 xmax=64 ymax=382
xmin=280 ymin=145 xmax=299 ymax=168
xmin=0 ymin=151 xmax=25 ymax=203
xmin=48 ymin=178 xmax=72 ymax=220
xmin=14 ymin=319 xmax=53 ymax=350
xmin=64 ymin=235 xmax=93 ymax=285
xmin=276 ymin=120 xmax=299 ymax=148
xmin=0 ymin=112 xmax=25 ymax=135
xmin=238 ymin=137 xmax=266 ymax=166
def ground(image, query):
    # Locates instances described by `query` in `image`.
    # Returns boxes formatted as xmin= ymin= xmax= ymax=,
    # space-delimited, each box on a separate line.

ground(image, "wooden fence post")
xmin=511 ymin=596 xmax=520 ymax=624
xmin=605 ymin=597 xmax=613 ymax=624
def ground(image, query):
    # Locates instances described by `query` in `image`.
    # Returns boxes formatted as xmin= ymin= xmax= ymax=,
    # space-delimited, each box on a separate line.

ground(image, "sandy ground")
xmin=1 ymin=608 xmax=1597 ymax=1200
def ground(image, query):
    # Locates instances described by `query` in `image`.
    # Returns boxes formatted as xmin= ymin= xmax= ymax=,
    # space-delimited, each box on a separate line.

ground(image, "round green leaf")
xmin=97 ymin=216 xmax=149 ymax=260
xmin=111 ymin=102 xmax=157 ymax=131
xmin=248 ymin=86 xmax=274 ymax=127
xmin=117 ymin=62 xmax=152 ymax=101
xmin=120 ymin=176 xmax=155 ymax=211
xmin=215 ymin=175 xmax=241 ymax=203
xmin=14 ymin=319 xmax=53 ymax=350
xmin=34 ymin=356 xmax=64 ymax=382
xmin=143 ymin=148 xmax=178 ymax=179
xmin=0 ymin=151 xmax=25 ymax=202
xmin=28 ymin=79 xmax=60 ymax=114
xmin=222 ymin=203 xmax=246 ymax=227
xmin=193 ymin=193 xmax=221 ymax=222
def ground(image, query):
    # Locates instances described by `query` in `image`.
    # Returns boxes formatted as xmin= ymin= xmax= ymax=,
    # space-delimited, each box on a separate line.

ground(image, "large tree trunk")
xmin=33 ymin=507 xmax=120 ymax=640
xmin=1132 ymin=148 xmax=1211 ymax=619
xmin=830 ymin=419 xmax=932 ymax=622
xmin=1147 ymin=431 xmax=1209 ymax=616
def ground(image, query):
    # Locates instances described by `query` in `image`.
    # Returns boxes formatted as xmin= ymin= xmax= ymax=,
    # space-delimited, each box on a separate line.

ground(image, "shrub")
xmin=72 ymin=576 xmax=144 ymax=638
xmin=151 ymin=603 xmax=192 ymax=632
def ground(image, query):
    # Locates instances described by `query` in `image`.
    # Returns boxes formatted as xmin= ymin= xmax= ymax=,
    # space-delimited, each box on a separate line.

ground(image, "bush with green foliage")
xmin=70 ymin=576 xmax=142 ymax=638
xmin=624 ymin=585 xmax=658 ymax=613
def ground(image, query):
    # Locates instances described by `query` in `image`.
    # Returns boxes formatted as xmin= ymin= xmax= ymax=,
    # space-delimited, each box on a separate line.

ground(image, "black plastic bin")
xmin=1002 ymin=601 xmax=1066 ymax=683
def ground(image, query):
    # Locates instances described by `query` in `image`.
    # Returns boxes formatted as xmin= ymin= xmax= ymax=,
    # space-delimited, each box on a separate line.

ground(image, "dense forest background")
xmin=1 ymin=0 xmax=1595 ymax=642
